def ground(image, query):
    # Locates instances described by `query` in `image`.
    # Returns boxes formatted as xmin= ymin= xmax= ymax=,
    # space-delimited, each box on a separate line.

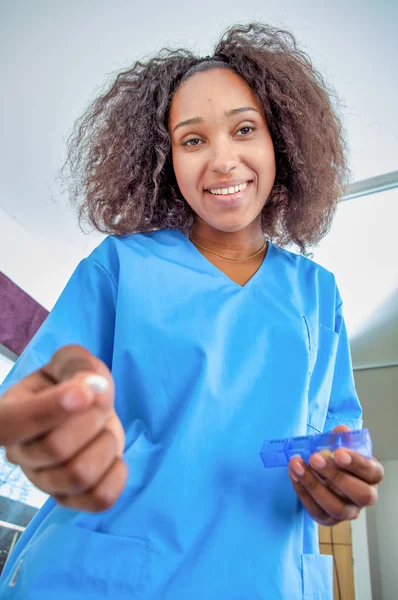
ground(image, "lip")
xmin=204 ymin=180 xmax=253 ymax=208
xmin=205 ymin=179 xmax=252 ymax=192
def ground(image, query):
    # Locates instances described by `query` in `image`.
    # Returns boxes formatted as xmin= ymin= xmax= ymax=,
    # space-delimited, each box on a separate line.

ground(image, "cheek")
xmin=255 ymin=146 xmax=276 ymax=181
xmin=173 ymin=153 xmax=202 ymax=197
xmin=171 ymin=150 xmax=180 ymax=182
xmin=172 ymin=154 xmax=187 ymax=193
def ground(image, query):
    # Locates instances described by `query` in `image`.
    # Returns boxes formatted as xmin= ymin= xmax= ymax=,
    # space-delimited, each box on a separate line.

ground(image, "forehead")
xmin=169 ymin=69 xmax=261 ymax=122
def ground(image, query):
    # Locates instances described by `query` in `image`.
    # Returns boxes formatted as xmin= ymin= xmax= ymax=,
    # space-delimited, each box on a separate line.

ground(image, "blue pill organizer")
xmin=260 ymin=428 xmax=372 ymax=468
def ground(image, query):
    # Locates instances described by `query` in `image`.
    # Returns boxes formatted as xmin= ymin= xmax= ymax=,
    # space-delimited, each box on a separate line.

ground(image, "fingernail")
xmin=60 ymin=390 xmax=87 ymax=410
xmin=310 ymin=454 xmax=327 ymax=469
xmin=336 ymin=450 xmax=352 ymax=466
xmin=292 ymin=462 xmax=305 ymax=477
xmin=289 ymin=471 xmax=299 ymax=483
xmin=84 ymin=375 xmax=108 ymax=394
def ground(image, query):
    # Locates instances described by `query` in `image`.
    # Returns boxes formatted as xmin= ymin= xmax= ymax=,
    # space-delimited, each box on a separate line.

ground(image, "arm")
xmin=0 ymin=251 xmax=127 ymax=512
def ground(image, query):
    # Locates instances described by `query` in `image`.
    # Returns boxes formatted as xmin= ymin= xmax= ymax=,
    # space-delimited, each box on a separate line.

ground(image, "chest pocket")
xmin=304 ymin=318 xmax=339 ymax=434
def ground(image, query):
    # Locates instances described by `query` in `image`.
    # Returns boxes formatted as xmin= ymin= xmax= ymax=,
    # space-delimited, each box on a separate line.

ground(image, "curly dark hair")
xmin=62 ymin=23 xmax=348 ymax=253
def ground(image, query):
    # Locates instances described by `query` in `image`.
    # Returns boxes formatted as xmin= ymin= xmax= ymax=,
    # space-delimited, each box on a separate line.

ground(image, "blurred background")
xmin=0 ymin=1 xmax=397 ymax=598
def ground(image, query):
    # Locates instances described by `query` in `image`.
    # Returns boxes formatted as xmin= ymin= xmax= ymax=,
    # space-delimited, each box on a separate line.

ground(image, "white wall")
xmin=0 ymin=206 xmax=80 ymax=310
xmin=0 ymin=352 xmax=14 ymax=385
xmin=367 ymin=460 xmax=398 ymax=600
xmin=351 ymin=510 xmax=372 ymax=600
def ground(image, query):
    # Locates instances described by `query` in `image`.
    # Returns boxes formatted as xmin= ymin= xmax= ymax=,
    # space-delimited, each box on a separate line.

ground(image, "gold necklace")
xmin=190 ymin=236 xmax=267 ymax=262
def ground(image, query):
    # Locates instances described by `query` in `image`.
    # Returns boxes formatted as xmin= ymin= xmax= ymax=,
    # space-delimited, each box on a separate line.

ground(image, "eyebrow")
xmin=172 ymin=106 xmax=259 ymax=132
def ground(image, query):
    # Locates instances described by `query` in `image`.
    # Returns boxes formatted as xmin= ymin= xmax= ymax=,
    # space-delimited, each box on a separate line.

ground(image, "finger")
xmin=1 ymin=372 xmax=108 ymax=447
xmin=53 ymin=458 xmax=128 ymax=512
xmin=3 ymin=345 xmax=109 ymax=397
xmin=289 ymin=458 xmax=360 ymax=522
xmin=105 ymin=412 xmax=126 ymax=458
xmin=321 ymin=425 xmax=383 ymax=486
xmin=6 ymin=404 xmax=110 ymax=469
xmin=44 ymin=345 xmax=109 ymax=385
xmin=333 ymin=449 xmax=384 ymax=485
xmin=25 ymin=429 xmax=120 ymax=496
xmin=332 ymin=425 xmax=351 ymax=433
xmin=309 ymin=453 xmax=379 ymax=507
xmin=43 ymin=345 xmax=115 ymax=413
xmin=288 ymin=474 xmax=339 ymax=526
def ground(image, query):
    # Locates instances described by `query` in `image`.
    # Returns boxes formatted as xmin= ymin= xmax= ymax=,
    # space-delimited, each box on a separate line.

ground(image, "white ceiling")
xmin=1 ymin=1 xmax=397 ymax=459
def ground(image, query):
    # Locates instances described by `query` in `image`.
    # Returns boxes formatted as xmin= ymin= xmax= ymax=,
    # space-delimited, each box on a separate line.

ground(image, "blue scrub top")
xmin=0 ymin=230 xmax=362 ymax=599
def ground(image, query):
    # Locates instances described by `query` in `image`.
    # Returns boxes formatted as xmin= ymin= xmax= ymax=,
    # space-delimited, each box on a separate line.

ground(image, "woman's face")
xmin=169 ymin=68 xmax=276 ymax=235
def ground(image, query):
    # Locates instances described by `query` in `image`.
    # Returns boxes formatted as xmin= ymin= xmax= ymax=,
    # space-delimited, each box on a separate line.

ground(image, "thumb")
xmin=42 ymin=344 xmax=114 ymax=412
xmin=332 ymin=425 xmax=351 ymax=433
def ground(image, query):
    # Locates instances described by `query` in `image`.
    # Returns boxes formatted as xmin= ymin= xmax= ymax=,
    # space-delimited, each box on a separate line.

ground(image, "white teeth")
xmin=209 ymin=182 xmax=249 ymax=196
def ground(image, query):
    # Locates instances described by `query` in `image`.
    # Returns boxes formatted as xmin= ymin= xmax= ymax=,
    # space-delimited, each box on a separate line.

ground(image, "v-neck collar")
xmin=178 ymin=231 xmax=273 ymax=290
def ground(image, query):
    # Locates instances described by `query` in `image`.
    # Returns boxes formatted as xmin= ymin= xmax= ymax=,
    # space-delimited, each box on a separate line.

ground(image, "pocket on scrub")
xmin=316 ymin=323 xmax=339 ymax=359
xmin=4 ymin=523 xmax=157 ymax=599
xmin=307 ymin=323 xmax=339 ymax=433
xmin=302 ymin=553 xmax=333 ymax=600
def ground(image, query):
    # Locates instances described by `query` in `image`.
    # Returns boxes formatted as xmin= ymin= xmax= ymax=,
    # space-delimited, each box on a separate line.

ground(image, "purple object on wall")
xmin=0 ymin=272 xmax=48 ymax=356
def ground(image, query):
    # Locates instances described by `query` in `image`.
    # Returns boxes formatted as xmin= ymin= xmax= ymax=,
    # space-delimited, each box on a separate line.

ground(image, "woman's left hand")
xmin=288 ymin=426 xmax=384 ymax=526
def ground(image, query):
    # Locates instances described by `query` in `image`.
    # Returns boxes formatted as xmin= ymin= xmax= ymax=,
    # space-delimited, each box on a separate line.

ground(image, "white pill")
xmin=84 ymin=374 xmax=108 ymax=394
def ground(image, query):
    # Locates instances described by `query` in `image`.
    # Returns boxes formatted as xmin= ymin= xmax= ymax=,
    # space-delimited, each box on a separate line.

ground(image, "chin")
xmin=215 ymin=223 xmax=250 ymax=233
xmin=205 ymin=213 xmax=263 ymax=234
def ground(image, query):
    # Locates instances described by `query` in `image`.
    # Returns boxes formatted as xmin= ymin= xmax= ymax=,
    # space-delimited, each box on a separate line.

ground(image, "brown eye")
xmin=236 ymin=126 xmax=254 ymax=136
xmin=183 ymin=138 xmax=202 ymax=147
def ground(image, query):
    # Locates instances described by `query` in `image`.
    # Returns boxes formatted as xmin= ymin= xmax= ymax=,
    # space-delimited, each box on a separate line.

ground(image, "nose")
xmin=208 ymin=138 xmax=239 ymax=174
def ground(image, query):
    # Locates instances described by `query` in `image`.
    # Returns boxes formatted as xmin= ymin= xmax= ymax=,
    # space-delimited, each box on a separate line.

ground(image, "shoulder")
xmin=271 ymin=243 xmax=332 ymax=276
xmin=270 ymin=243 xmax=341 ymax=308
xmin=91 ymin=229 xmax=183 ymax=255
xmin=86 ymin=229 xmax=185 ymax=282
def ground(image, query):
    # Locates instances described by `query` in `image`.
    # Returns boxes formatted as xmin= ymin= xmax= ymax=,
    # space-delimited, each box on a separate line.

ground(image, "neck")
xmin=190 ymin=220 xmax=264 ymax=260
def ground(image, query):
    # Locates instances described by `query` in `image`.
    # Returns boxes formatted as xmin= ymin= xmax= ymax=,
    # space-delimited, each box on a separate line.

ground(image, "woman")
xmin=0 ymin=23 xmax=383 ymax=599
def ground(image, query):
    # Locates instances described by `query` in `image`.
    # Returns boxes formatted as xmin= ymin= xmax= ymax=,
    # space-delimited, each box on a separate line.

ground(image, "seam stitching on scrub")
xmin=9 ymin=558 xmax=23 ymax=587
xmin=302 ymin=315 xmax=314 ymax=377
xmin=89 ymin=258 xmax=119 ymax=290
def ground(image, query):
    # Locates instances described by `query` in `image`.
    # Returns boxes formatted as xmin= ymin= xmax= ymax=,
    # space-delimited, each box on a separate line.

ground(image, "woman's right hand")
xmin=0 ymin=345 xmax=127 ymax=512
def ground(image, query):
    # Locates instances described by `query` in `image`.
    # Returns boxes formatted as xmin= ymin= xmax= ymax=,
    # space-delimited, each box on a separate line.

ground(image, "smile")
xmin=207 ymin=181 xmax=251 ymax=196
